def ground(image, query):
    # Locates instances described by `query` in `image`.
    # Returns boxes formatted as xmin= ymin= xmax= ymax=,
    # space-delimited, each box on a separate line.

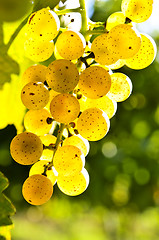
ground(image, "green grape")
xmin=107 ymin=24 xmax=141 ymax=59
xmin=26 ymin=8 xmax=60 ymax=41
xmin=24 ymin=38 xmax=54 ymax=62
xmin=125 ymin=33 xmax=157 ymax=70
xmin=78 ymin=66 xmax=111 ymax=99
xmin=57 ymin=168 xmax=89 ymax=196
xmin=56 ymin=30 xmax=86 ymax=60
xmin=106 ymin=11 xmax=133 ymax=31
xmin=63 ymin=134 xmax=90 ymax=157
xmin=0 ymin=0 xmax=33 ymax=22
xmin=46 ymin=59 xmax=79 ymax=93
xmin=24 ymin=109 xmax=53 ymax=136
xmin=77 ymin=108 xmax=110 ymax=141
xmin=50 ymin=93 xmax=80 ymax=124
xmin=21 ymin=81 xmax=50 ymax=110
xmin=53 ymin=145 xmax=85 ymax=176
xmin=40 ymin=134 xmax=57 ymax=161
xmin=91 ymin=33 xmax=119 ymax=66
xmin=121 ymin=0 xmax=153 ymax=23
xmin=107 ymin=73 xmax=132 ymax=102
xmin=29 ymin=160 xmax=57 ymax=185
xmin=22 ymin=174 xmax=53 ymax=205
xmin=21 ymin=65 xmax=47 ymax=86
xmin=79 ymin=95 xmax=117 ymax=119
xmin=10 ymin=132 xmax=43 ymax=165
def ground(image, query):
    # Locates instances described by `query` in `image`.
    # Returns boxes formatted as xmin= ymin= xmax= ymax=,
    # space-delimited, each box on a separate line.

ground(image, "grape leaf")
xmin=0 ymin=172 xmax=16 ymax=227
xmin=0 ymin=21 xmax=19 ymax=88
xmin=33 ymin=0 xmax=60 ymax=11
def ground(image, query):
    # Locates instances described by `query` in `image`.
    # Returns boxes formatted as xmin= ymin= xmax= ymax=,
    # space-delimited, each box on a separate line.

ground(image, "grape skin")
xmin=50 ymin=93 xmax=80 ymax=124
xmin=78 ymin=66 xmax=111 ymax=99
xmin=46 ymin=59 xmax=79 ymax=93
xmin=56 ymin=30 xmax=86 ymax=60
xmin=10 ymin=132 xmax=43 ymax=165
xmin=21 ymin=81 xmax=50 ymax=110
xmin=22 ymin=174 xmax=53 ymax=205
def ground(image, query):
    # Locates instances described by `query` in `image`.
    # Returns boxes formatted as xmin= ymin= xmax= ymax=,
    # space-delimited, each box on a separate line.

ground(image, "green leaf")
xmin=33 ymin=0 xmax=60 ymax=11
xmin=0 ymin=172 xmax=16 ymax=227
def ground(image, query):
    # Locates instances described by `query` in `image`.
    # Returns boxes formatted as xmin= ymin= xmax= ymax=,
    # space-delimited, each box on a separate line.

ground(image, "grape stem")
xmin=42 ymin=123 xmax=65 ymax=175
xmin=55 ymin=7 xmax=82 ymax=15
xmin=79 ymin=0 xmax=88 ymax=36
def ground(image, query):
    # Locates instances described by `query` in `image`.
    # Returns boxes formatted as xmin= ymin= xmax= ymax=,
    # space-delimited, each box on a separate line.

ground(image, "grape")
xmin=107 ymin=73 xmax=132 ymax=102
xmin=121 ymin=0 xmax=153 ymax=23
xmin=125 ymin=33 xmax=157 ymax=70
xmin=107 ymin=59 xmax=125 ymax=70
xmin=40 ymin=134 xmax=57 ymax=161
xmin=91 ymin=33 xmax=119 ymax=66
xmin=78 ymin=66 xmax=111 ymax=99
xmin=29 ymin=160 xmax=57 ymax=185
xmin=53 ymin=145 xmax=85 ymax=176
xmin=21 ymin=81 xmax=50 ymax=110
xmin=44 ymin=89 xmax=59 ymax=112
xmin=63 ymin=134 xmax=90 ymax=157
xmin=79 ymin=95 xmax=117 ymax=119
xmin=50 ymin=93 xmax=80 ymax=124
xmin=106 ymin=11 xmax=133 ymax=31
xmin=107 ymin=24 xmax=141 ymax=59
xmin=56 ymin=30 xmax=86 ymax=60
xmin=21 ymin=65 xmax=47 ymax=86
xmin=24 ymin=39 xmax=54 ymax=63
xmin=77 ymin=108 xmax=110 ymax=141
xmin=57 ymin=168 xmax=89 ymax=196
xmin=26 ymin=8 xmax=60 ymax=41
xmin=10 ymin=132 xmax=43 ymax=165
xmin=22 ymin=174 xmax=53 ymax=205
xmin=46 ymin=59 xmax=79 ymax=93
xmin=24 ymin=109 xmax=53 ymax=136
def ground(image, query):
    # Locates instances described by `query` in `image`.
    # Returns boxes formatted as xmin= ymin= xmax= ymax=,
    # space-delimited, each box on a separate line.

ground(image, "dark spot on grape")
xmin=29 ymin=93 xmax=35 ymax=95
xmin=68 ymin=110 xmax=71 ymax=112
xmin=46 ymin=117 xmax=53 ymax=124
xmin=71 ymin=19 xmax=74 ymax=22
xmin=71 ymin=34 xmax=74 ymax=37
xmin=23 ymin=91 xmax=25 ymax=94
xmin=29 ymin=14 xmax=35 ymax=24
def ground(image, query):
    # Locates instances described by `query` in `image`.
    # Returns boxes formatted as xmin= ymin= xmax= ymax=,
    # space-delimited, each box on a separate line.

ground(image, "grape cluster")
xmin=10 ymin=0 xmax=156 ymax=205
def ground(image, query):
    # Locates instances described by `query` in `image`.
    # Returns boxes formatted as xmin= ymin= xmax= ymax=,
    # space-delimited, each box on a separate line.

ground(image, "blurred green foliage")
xmin=0 ymin=0 xmax=159 ymax=239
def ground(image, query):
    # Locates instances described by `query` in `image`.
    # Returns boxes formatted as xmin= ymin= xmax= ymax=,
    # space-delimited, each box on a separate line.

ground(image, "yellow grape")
xmin=50 ymin=93 xmax=80 ymax=124
xmin=78 ymin=66 xmax=111 ymax=99
xmin=40 ymin=134 xmax=57 ymax=161
xmin=107 ymin=59 xmax=125 ymax=70
xmin=125 ymin=33 xmax=157 ymax=70
xmin=63 ymin=134 xmax=90 ymax=157
xmin=21 ymin=64 xmax=47 ymax=86
xmin=121 ymin=0 xmax=153 ymax=23
xmin=107 ymin=24 xmax=141 ymax=59
xmin=29 ymin=160 xmax=57 ymax=185
xmin=46 ymin=59 xmax=79 ymax=93
xmin=22 ymin=174 xmax=53 ymax=205
xmin=26 ymin=8 xmax=60 ymax=41
xmin=77 ymin=108 xmax=110 ymax=141
xmin=45 ymin=89 xmax=59 ymax=112
xmin=57 ymin=168 xmax=89 ymax=196
xmin=24 ymin=39 xmax=54 ymax=62
xmin=53 ymin=145 xmax=85 ymax=176
xmin=21 ymin=81 xmax=49 ymax=110
xmin=106 ymin=11 xmax=133 ymax=30
xmin=91 ymin=33 xmax=119 ymax=66
xmin=24 ymin=109 xmax=53 ymax=136
xmin=10 ymin=132 xmax=43 ymax=165
xmin=79 ymin=95 xmax=117 ymax=119
xmin=56 ymin=30 xmax=86 ymax=60
xmin=107 ymin=73 xmax=132 ymax=102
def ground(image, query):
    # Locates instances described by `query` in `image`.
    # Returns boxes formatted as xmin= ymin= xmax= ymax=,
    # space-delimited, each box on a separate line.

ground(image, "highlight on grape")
xmin=10 ymin=0 xmax=156 ymax=205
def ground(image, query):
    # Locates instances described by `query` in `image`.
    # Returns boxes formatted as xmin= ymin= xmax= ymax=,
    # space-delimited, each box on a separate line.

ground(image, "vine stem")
xmin=43 ymin=123 xmax=65 ymax=175
xmin=55 ymin=7 xmax=82 ymax=15
xmin=6 ymin=16 xmax=29 ymax=51
xmin=79 ymin=0 xmax=88 ymax=37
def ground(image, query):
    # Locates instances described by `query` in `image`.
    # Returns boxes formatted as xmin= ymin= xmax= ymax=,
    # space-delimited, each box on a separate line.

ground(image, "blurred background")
xmin=1 ymin=0 xmax=159 ymax=239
